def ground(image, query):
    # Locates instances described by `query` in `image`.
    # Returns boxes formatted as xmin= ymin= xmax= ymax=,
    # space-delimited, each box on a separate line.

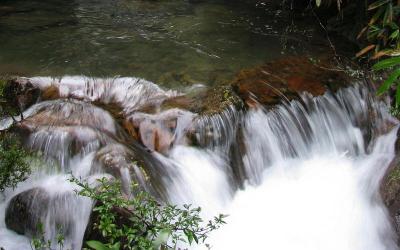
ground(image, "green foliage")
xmin=0 ymin=78 xmax=21 ymax=121
xmin=0 ymin=133 xmax=30 ymax=192
xmin=357 ymin=0 xmax=400 ymax=58
xmin=30 ymin=223 xmax=67 ymax=250
xmin=374 ymin=56 xmax=400 ymax=105
xmin=70 ymin=177 xmax=226 ymax=250
xmin=388 ymin=166 xmax=400 ymax=182
xmin=352 ymin=0 xmax=400 ymax=107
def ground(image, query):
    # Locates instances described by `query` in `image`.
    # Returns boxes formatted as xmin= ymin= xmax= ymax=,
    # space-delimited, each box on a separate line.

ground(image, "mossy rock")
xmin=160 ymin=85 xmax=244 ymax=115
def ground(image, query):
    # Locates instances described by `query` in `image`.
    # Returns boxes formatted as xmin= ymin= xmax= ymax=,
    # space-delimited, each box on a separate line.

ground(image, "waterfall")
xmin=0 ymin=77 xmax=398 ymax=250
xmin=164 ymin=85 xmax=400 ymax=250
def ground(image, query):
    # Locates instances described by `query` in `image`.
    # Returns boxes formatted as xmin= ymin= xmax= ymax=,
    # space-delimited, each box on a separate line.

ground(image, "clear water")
xmin=0 ymin=0 xmax=352 ymax=87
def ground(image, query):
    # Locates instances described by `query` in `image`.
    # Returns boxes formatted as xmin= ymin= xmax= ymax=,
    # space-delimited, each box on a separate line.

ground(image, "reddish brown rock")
xmin=123 ymin=109 xmax=193 ymax=154
xmin=231 ymin=56 xmax=352 ymax=108
xmin=41 ymin=85 xmax=60 ymax=100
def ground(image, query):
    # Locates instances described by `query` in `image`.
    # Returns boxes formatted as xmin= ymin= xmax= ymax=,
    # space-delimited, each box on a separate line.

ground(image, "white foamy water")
xmin=166 ymin=86 xmax=399 ymax=250
xmin=207 ymin=145 xmax=397 ymax=250
xmin=0 ymin=82 xmax=398 ymax=250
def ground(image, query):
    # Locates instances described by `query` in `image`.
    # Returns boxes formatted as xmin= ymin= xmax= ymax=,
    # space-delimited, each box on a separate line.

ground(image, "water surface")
xmin=0 ymin=0 xmax=352 ymax=87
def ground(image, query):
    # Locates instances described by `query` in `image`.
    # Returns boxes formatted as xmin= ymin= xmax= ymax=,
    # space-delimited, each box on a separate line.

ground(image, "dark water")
xmin=0 ymin=0 xmax=353 ymax=87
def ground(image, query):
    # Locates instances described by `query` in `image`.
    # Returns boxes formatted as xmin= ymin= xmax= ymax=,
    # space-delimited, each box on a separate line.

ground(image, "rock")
xmin=123 ymin=109 xmax=194 ymax=154
xmin=5 ymin=186 xmax=92 ymax=247
xmin=41 ymin=85 xmax=60 ymax=100
xmin=231 ymin=56 xmax=352 ymax=108
xmin=382 ymin=164 xmax=400 ymax=243
xmin=5 ymin=188 xmax=49 ymax=236
xmin=3 ymin=78 xmax=41 ymax=111
xmin=18 ymin=99 xmax=119 ymax=136
xmin=382 ymin=163 xmax=400 ymax=241
xmin=157 ymin=71 xmax=197 ymax=87
xmin=160 ymin=84 xmax=244 ymax=115
xmin=93 ymin=144 xmax=150 ymax=195
xmin=381 ymin=130 xmax=400 ymax=243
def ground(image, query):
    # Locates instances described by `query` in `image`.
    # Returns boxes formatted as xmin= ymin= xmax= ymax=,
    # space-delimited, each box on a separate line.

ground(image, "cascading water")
xmin=0 ymin=76 xmax=398 ymax=250
xmin=165 ymin=85 xmax=400 ymax=250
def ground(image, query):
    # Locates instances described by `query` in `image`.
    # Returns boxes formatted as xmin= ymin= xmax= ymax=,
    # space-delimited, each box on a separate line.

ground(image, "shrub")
xmin=0 ymin=133 xmax=30 ymax=192
xmin=70 ymin=177 xmax=226 ymax=250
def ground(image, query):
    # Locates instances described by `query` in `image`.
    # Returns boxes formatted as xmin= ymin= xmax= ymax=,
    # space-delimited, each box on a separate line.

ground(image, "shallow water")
xmin=0 ymin=0 xmax=352 ymax=87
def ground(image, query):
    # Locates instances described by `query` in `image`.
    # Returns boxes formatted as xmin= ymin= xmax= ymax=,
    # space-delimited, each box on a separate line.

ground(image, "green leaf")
xmin=389 ymin=30 xmax=399 ymax=40
xmin=373 ymin=56 xmax=400 ymax=70
xmin=383 ymin=3 xmax=393 ymax=24
xmin=110 ymin=242 xmax=120 ymax=250
xmin=193 ymin=233 xmax=199 ymax=244
xmin=315 ymin=0 xmax=321 ymax=7
xmin=368 ymin=0 xmax=390 ymax=10
xmin=86 ymin=240 xmax=111 ymax=250
xmin=377 ymin=68 xmax=400 ymax=95
xmin=184 ymin=230 xmax=194 ymax=245
xmin=396 ymin=82 xmax=400 ymax=107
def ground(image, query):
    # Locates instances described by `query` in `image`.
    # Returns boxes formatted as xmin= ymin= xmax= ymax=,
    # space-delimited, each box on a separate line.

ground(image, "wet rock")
xmin=19 ymin=100 xmax=119 ymax=136
xmin=381 ymin=130 xmax=400 ymax=243
xmin=123 ymin=109 xmax=194 ymax=154
xmin=160 ymin=85 xmax=244 ymax=115
xmin=5 ymin=188 xmax=49 ymax=236
xmin=158 ymin=71 xmax=197 ymax=87
xmin=231 ymin=56 xmax=351 ymax=108
xmin=3 ymin=78 xmax=41 ymax=111
xmin=93 ymin=144 xmax=150 ymax=194
xmin=382 ymin=163 xmax=400 ymax=241
xmin=41 ymin=85 xmax=60 ymax=100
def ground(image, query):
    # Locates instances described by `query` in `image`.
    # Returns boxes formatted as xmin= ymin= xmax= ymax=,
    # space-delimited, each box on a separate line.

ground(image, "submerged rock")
xmin=160 ymin=85 xmax=244 ymax=115
xmin=231 ymin=56 xmax=352 ymax=108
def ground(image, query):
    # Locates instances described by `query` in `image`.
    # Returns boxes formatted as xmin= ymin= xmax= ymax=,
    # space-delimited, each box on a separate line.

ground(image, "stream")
xmin=0 ymin=0 xmax=398 ymax=249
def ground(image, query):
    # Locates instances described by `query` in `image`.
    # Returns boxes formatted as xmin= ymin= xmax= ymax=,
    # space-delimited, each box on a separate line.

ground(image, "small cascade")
xmin=0 ymin=77 xmax=398 ymax=250
xmin=15 ymin=76 xmax=179 ymax=114
xmin=189 ymin=105 xmax=241 ymax=152
xmin=241 ymin=85 xmax=390 ymax=184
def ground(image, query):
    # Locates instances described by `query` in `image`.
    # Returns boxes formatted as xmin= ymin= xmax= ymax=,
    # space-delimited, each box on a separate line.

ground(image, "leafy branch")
xmin=70 ymin=177 xmax=227 ymax=250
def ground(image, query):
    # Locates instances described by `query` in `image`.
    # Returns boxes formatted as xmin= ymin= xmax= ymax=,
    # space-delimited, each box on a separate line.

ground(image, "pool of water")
xmin=0 ymin=0 xmax=354 ymax=88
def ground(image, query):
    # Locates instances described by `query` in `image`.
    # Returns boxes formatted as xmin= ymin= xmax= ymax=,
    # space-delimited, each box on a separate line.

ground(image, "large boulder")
xmin=5 ymin=188 xmax=49 ymax=236
xmin=5 ymin=186 xmax=92 ymax=249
